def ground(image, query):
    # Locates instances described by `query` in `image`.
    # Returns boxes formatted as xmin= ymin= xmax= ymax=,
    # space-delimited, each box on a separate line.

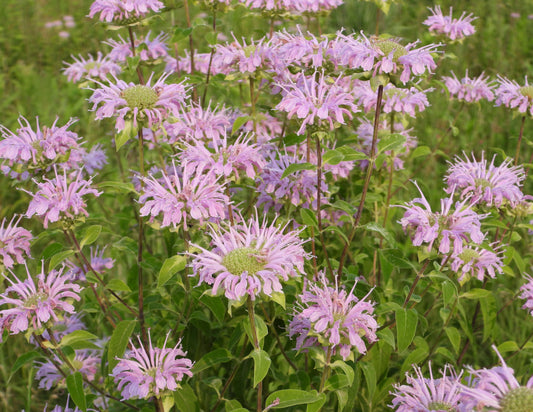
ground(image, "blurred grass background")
xmin=0 ymin=0 xmax=532 ymax=410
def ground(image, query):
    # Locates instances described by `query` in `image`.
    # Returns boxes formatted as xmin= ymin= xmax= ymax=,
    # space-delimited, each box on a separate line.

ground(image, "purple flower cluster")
xmin=445 ymin=152 xmax=525 ymax=208
xmin=0 ymin=215 xmax=32 ymax=269
xmin=105 ymin=31 xmax=169 ymax=63
xmin=89 ymin=72 xmax=189 ymax=132
xmin=442 ymin=71 xmax=496 ymax=103
xmin=111 ymin=332 xmax=193 ymax=400
xmin=36 ymin=349 xmax=100 ymax=389
xmin=88 ymin=0 xmax=165 ymax=23
xmin=399 ymin=182 xmax=486 ymax=255
xmin=241 ymin=0 xmax=343 ymax=13
xmin=495 ymin=75 xmax=533 ymax=116
xmin=63 ymin=52 xmax=122 ymax=83
xmin=423 ymin=6 xmax=477 ymax=41
xmin=191 ymin=214 xmax=309 ymax=301
xmin=289 ymin=274 xmax=378 ymax=360
xmin=520 ymin=275 xmax=533 ymax=317
xmin=138 ymin=161 xmax=228 ymax=229
xmin=448 ymin=244 xmax=504 ymax=282
xmin=276 ymin=72 xmax=358 ymax=135
xmin=24 ymin=167 xmax=102 ymax=228
xmin=0 ymin=262 xmax=81 ymax=338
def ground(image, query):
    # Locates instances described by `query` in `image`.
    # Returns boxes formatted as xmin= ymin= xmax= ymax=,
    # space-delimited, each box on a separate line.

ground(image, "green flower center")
xmin=519 ymin=85 xmax=533 ymax=100
xmin=122 ymin=85 xmax=158 ymax=110
xmin=243 ymin=45 xmax=257 ymax=58
xmin=473 ymin=177 xmax=493 ymax=189
xmin=458 ymin=248 xmax=480 ymax=264
xmin=24 ymin=292 xmax=48 ymax=308
xmin=500 ymin=387 xmax=533 ymax=412
xmin=84 ymin=61 xmax=98 ymax=71
xmin=427 ymin=401 xmax=455 ymax=411
xmin=222 ymin=247 xmax=266 ymax=276
xmin=376 ymin=40 xmax=407 ymax=61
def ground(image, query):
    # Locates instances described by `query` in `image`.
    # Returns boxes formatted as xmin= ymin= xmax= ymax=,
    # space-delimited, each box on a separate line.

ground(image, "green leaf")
xmin=377 ymin=328 xmax=395 ymax=350
xmin=322 ymin=225 xmax=349 ymax=244
xmin=360 ymin=363 xmax=376 ymax=399
xmin=377 ymin=133 xmax=406 ymax=154
xmin=265 ymin=389 xmax=321 ymax=409
xmin=108 ymin=320 xmax=137 ymax=371
xmin=335 ymin=146 xmax=367 ymax=161
xmin=331 ymin=360 xmax=355 ymax=386
xmin=300 ymin=208 xmax=318 ymax=229
xmin=60 ymin=330 xmax=99 ymax=347
xmin=158 ymin=255 xmax=187 ymax=287
xmin=243 ymin=314 xmax=268 ymax=344
xmin=171 ymin=27 xmax=193 ymax=43
xmin=323 ymin=149 xmax=344 ymax=165
xmin=49 ymin=250 xmax=75 ymax=270
xmin=497 ymin=340 xmax=520 ymax=354
xmin=269 ymin=291 xmax=286 ymax=309
xmin=281 ymin=162 xmax=315 ymax=179
xmin=306 ymin=393 xmax=327 ymax=412
xmin=400 ymin=347 xmax=428 ymax=374
xmin=199 ymin=294 xmax=226 ymax=323
xmin=192 ymin=348 xmax=233 ymax=374
xmin=362 ymin=222 xmax=395 ymax=246
xmin=66 ymin=372 xmax=87 ymax=412
xmin=126 ymin=56 xmax=140 ymax=73
xmin=250 ymin=349 xmax=271 ymax=388
xmin=115 ymin=120 xmax=137 ymax=152
xmin=324 ymin=374 xmax=350 ymax=391
xmin=42 ymin=243 xmax=63 ymax=259
xmin=410 ymin=145 xmax=431 ymax=159
xmin=98 ymin=181 xmax=136 ymax=194
xmin=10 ymin=351 xmax=43 ymax=377
xmin=79 ymin=225 xmax=102 ymax=249
xmin=441 ymin=281 xmax=456 ymax=307
xmin=445 ymin=327 xmax=461 ymax=354
xmin=395 ymin=308 xmax=418 ymax=352
xmin=107 ymin=279 xmax=132 ymax=292
xmin=461 ymin=288 xmax=493 ymax=299
xmin=231 ymin=116 xmax=251 ymax=135
xmin=174 ymin=383 xmax=199 ymax=412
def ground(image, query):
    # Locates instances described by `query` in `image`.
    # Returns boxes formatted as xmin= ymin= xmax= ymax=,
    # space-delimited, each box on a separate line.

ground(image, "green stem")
xmin=247 ymin=297 xmax=263 ymax=412
xmin=319 ymin=347 xmax=333 ymax=393
xmin=515 ymin=115 xmax=526 ymax=165
xmin=137 ymin=128 xmax=147 ymax=344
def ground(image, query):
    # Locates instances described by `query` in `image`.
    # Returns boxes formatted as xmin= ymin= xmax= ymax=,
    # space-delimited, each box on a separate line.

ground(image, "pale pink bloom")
xmin=213 ymin=35 xmax=273 ymax=74
xmin=0 ymin=215 xmax=32 ymax=269
xmin=39 ymin=313 xmax=86 ymax=343
xmin=398 ymin=182 xmax=486 ymax=254
xmin=80 ymin=144 xmax=108 ymax=175
xmin=353 ymin=80 xmax=432 ymax=117
xmin=88 ymin=0 xmax=165 ymax=23
xmin=105 ymin=31 xmax=169 ymax=63
xmin=58 ymin=31 xmax=70 ymax=39
xmin=89 ymin=72 xmax=189 ymax=132
xmin=63 ymin=52 xmax=122 ymax=83
xmin=233 ymin=110 xmax=283 ymax=144
xmin=36 ymin=349 xmax=100 ymax=389
xmin=520 ymin=274 xmax=533 ymax=317
xmin=138 ymin=161 xmax=228 ymax=229
xmin=423 ymin=6 xmax=477 ymax=41
xmin=288 ymin=273 xmax=378 ymax=360
xmin=0 ymin=262 xmax=81 ymax=337
xmin=333 ymin=32 xmax=441 ymax=83
xmin=65 ymin=246 xmax=115 ymax=281
xmin=445 ymin=152 xmax=525 ymax=208
xmin=191 ymin=213 xmax=309 ymax=301
xmin=271 ymin=27 xmax=333 ymax=69
xmin=182 ymin=133 xmax=266 ymax=179
xmin=44 ymin=20 xmax=63 ymax=28
xmin=495 ymin=75 xmax=533 ymax=116
xmin=24 ymin=167 xmax=102 ymax=228
xmin=460 ymin=345 xmax=533 ymax=410
xmin=276 ymin=72 xmax=359 ymax=135
xmin=165 ymin=51 xmax=221 ymax=75
xmin=390 ymin=364 xmax=471 ymax=411
xmin=112 ymin=331 xmax=193 ymax=400
xmin=290 ymin=0 xmax=343 ymax=13
xmin=442 ymin=71 xmax=495 ymax=103
xmin=448 ymin=243 xmax=504 ymax=282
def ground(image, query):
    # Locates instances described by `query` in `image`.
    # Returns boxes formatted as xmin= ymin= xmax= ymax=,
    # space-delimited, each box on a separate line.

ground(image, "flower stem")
xmin=319 ymin=346 xmax=333 ymax=393
xmin=183 ymin=0 xmax=198 ymax=103
xmin=316 ymin=135 xmax=334 ymax=280
xmin=249 ymin=76 xmax=257 ymax=142
xmin=337 ymin=84 xmax=384 ymax=278
xmin=127 ymin=26 xmax=145 ymax=85
xmin=137 ymin=128 xmax=147 ymax=345
xmin=201 ymin=8 xmax=217 ymax=108
xmin=403 ymin=260 xmax=430 ymax=308
xmin=515 ymin=115 xmax=526 ymax=165
xmin=247 ymin=297 xmax=263 ymax=412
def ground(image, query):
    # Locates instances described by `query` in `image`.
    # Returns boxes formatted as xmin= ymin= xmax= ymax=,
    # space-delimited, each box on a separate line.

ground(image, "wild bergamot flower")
xmin=423 ymin=6 xmax=477 ymax=41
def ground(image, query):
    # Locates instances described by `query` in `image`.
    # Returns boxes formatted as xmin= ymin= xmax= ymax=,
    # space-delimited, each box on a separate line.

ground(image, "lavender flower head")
xmin=333 ymin=33 xmax=441 ymax=83
xmin=276 ymin=72 xmax=359 ymax=135
xmin=111 ymin=331 xmax=193 ymax=400
xmin=24 ymin=167 xmax=102 ymax=228
xmin=288 ymin=273 xmax=378 ymax=360
xmin=63 ymin=52 xmax=121 ymax=83
xmin=445 ymin=152 xmax=525 ymax=208
xmin=66 ymin=246 xmax=115 ymax=281
xmin=36 ymin=349 xmax=100 ymax=389
xmin=390 ymin=363 xmax=470 ymax=411
xmin=520 ymin=275 xmax=533 ymax=317
xmin=398 ymin=182 xmax=486 ymax=255
xmin=0 ymin=116 xmax=82 ymax=175
xmin=0 ymin=215 xmax=32 ymax=269
xmin=182 ymin=133 xmax=266 ymax=179
xmin=39 ymin=313 xmax=86 ymax=343
xmin=191 ymin=213 xmax=310 ymax=302
xmin=105 ymin=31 xmax=169 ymax=63
xmin=89 ymin=72 xmax=189 ymax=132
xmin=423 ymin=6 xmax=477 ymax=41
xmin=353 ymin=81 xmax=433 ymax=117
xmin=0 ymin=262 xmax=81 ymax=337
xmin=138 ymin=161 xmax=228 ymax=230
xmin=80 ymin=144 xmax=108 ymax=175
xmin=460 ymin=345 xmax=533 ymax=411
xmin=442 ymin=71 xmax=496 ymax=103
xmin=448 ymin=243 xmax=504 ymax=282
xmin=241 ymin=0 xmax=343 ymax=13
xmin=495 ymin=75 xmax=533 ymax=116
xmin=88 ymin=0 xmax=165 ymax=24
xmin=213 ymin=36 xmax=273 ymax=74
